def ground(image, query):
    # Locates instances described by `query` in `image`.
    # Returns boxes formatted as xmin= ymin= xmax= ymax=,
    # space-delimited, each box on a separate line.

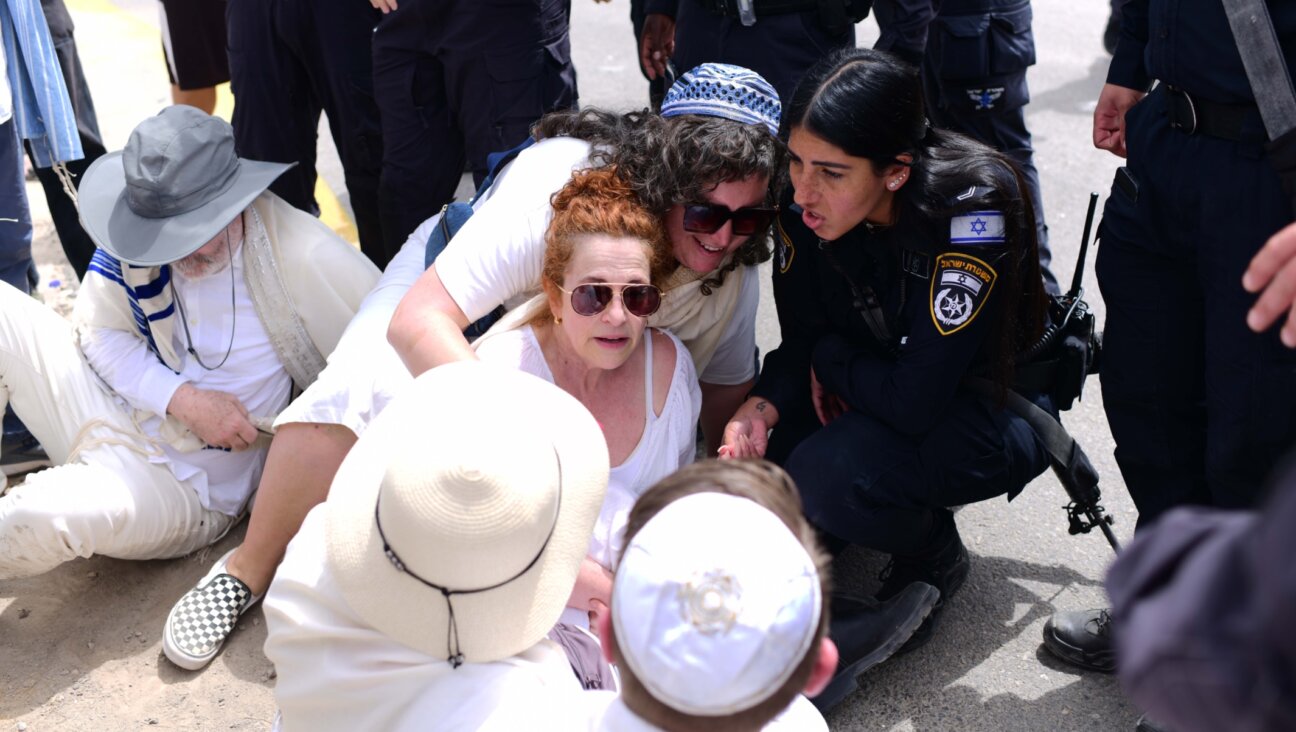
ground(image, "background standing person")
xmin=1042 ymin=7 xmax=1296 ymax=723
xmin=26 ymin=0 xmax=105 ymax=281
xmin=371 ymin=0 xmax=577 ymax=263
xmin=157 ymin=0 xmax=226 ymax=114
xmin=224 ymin=0 xmax=386 ymax=266
xmin=638 ymin=0 xmax=870 ymax=113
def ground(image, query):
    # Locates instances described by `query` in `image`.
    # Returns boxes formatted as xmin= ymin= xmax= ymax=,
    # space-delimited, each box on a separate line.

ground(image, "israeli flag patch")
xmin=950 ymin=211 xmax=1005 ymax=246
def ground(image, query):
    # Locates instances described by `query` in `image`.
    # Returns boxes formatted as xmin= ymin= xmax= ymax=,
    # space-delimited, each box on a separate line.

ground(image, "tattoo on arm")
xmin=755 ymin=401 xmax=768 ymax=413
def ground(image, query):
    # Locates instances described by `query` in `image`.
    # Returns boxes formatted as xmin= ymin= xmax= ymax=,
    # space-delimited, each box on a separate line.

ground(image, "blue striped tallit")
xmin=0 ymin=0 xmax=82 ymax=166
xmin=87 ymin=248 xmax=175 ymax=368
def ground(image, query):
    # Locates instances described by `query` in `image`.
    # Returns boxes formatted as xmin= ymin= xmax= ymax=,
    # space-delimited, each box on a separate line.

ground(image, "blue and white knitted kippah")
xmin=661 ymin=63 xmax=781 ymax=137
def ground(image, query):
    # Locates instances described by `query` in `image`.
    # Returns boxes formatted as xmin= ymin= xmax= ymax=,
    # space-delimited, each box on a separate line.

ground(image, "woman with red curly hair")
xmin=474 ymin=166 xmax=700 ymax=637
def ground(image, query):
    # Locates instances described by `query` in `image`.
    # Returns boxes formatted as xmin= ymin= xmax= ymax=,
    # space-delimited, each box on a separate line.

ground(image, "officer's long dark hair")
xmin=533 ymin=108 xmax=783 ymax=294
xmin=786 ymin=47 xmax=1047 ymax=389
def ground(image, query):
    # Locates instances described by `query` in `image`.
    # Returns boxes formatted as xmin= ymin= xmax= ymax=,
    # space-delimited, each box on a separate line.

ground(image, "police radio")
xmin=1015 ymin=193 xmax=1103 ymax=411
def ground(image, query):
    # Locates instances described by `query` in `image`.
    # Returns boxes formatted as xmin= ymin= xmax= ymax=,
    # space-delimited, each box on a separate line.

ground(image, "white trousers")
xmin=0 ymin=285 xmax=234 ymax=580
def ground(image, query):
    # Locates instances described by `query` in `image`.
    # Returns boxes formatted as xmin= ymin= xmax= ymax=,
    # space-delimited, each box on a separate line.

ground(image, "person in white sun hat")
xmin=262 ymin=361 xmax=610 ymax=732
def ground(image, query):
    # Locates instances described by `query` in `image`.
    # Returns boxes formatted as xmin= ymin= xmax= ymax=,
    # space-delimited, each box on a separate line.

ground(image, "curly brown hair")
xmin=533 ymin=108 xmax=785 ymax=293
xmin=540 ymin=167 xmax=673 ymax=294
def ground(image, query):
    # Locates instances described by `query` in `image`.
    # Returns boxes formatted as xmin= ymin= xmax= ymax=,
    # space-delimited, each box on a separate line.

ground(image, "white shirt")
xmin=264 ymin=506 xmax=587 ymax=732
xmin=80 ymin=245 xmax=291 ymax=515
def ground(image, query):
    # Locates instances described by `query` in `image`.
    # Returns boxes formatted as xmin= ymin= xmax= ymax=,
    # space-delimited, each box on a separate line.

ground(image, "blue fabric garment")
xmin=0 ymin=0 xmax=82 ymax=167
xmin=0 ymin=119 xmax=33 ymax=292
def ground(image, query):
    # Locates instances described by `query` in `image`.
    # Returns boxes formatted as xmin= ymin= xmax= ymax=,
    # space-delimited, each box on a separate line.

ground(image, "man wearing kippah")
xmin=581 ymin=460 xmax=938 ymax=729
xmin=0 ymin=106 xmax=376 ymax=657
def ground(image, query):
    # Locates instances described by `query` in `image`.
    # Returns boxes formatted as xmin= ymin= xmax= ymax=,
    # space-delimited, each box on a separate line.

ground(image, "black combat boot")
xmin=811 ymin=581 xmax=941 ymax=713
xmin=1042 ymin=607 xmax=1115 ymax=672
xmin=874 ymin=513 xmax=970 ymax=653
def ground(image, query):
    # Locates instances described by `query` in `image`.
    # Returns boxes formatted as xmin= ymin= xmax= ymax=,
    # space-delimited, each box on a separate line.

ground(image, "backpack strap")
xmin=425 ymin=136 xmax=538 ymax=269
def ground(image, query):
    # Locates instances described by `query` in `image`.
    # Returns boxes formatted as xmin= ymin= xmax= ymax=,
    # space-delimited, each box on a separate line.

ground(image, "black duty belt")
xmin=697 ymin=0 xmax=819 ymax=17
xmin=1164 ymin=84 xmax=1267 ymax=144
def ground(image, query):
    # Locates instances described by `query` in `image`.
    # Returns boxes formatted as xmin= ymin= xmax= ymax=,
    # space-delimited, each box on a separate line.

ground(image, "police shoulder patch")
xmin=930 ymin=252 xmax=997 ymax=335
xmin=775 ymin=217 xmax=796 ymax=273
xmin=950 ymin=210 xmax=1005 ymax=246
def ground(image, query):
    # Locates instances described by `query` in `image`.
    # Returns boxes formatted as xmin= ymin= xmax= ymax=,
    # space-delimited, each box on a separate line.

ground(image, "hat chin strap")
xmin=372 ymin=447 xmax=563 ymax=668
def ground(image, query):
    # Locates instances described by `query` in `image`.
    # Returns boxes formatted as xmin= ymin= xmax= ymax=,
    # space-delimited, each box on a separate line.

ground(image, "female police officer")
xmin=722 ymin=47 xmax=1052 ymax=645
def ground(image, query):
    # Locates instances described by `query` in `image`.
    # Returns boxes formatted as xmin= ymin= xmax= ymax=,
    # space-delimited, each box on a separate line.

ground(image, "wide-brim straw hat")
xmin=78 ymin=105 xmax=293 ymax=266
xmin=324 ymin=361 xmax=609 ymax=664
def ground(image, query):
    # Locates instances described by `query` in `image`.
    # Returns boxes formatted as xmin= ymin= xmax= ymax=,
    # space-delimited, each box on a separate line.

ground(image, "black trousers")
xmin=670 ymin=2 xmax=855 ymax=115
xmin=371 ymin=0 xmax=577 ymax=258
xmin=773 ymin=390 xmax=1050 ymax=557
xmin=225 ymin=0 xmax=386 ymax=266
xmin=1095 ymin=86 xmax=1296 ymax=527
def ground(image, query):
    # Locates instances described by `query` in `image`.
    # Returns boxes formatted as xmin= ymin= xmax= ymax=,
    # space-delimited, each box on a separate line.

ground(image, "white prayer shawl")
xmin=73 ymin=191 xmax=379 ymax=451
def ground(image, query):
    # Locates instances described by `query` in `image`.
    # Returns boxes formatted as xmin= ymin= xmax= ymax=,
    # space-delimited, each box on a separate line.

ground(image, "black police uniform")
xmin=644 ymin=0 xmax=862 ymax=113
xmin=756 ymin=188 xmax=1050 ymax=559
xmin=371 ymin=0 xmax=577 ymax=262
xmin=874 ymin=0 xmax=1056 ymax=292
xmin=1096 ymin=0 xmax=1296 ymax=525
xmin=225 ymin=0 xmax=387 ymax=266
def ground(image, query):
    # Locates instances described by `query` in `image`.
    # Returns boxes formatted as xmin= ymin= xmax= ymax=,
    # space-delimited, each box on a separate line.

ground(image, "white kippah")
xmin=612 ymin=492 xmax=821 ymax=716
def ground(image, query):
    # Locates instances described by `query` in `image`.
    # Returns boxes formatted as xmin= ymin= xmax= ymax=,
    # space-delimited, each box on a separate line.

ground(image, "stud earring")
xmin=555 ymin=315 xmax=563 ymax=325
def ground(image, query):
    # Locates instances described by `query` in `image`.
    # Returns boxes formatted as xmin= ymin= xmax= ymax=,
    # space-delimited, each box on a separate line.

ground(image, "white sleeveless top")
xmin=475 ymin=325 xmax=701 ymax=626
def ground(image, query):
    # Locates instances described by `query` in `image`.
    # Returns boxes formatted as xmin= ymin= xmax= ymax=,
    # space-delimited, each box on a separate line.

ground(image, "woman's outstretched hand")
xmin=719 ymin=396 xmax=778 ymax=459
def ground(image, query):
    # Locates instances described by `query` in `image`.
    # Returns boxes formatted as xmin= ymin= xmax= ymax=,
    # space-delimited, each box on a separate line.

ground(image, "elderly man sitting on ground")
xmin=0 ymin=106 xmax=377 ymax=604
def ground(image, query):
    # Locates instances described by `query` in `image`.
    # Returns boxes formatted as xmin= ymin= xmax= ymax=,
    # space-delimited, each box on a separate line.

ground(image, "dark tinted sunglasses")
xmin=681 ymin=203 xmax=777 ymax=236
xmin=558 ymin=283 xmax=663 ymax=318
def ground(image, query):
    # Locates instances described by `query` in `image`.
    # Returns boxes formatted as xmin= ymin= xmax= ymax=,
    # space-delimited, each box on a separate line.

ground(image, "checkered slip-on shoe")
xmin=163 ymin=548 xmax=262 ymax=671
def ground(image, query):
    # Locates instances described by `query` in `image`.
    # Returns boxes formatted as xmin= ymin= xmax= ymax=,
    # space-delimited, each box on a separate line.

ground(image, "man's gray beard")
xmin=173 ymin=248 xmax=231 ymax=280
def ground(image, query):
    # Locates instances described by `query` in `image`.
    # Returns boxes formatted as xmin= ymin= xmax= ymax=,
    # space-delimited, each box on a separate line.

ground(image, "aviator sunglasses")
xmin=558 ymin=282 xmax=663 ymax=318
xmin=681 ymin=202 xmax=778 ymax=236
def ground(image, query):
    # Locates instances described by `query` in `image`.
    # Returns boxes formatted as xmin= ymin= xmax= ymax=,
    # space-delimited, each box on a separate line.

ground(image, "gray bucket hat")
xmin=78 ymin=105 xmax=294 ymax=266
